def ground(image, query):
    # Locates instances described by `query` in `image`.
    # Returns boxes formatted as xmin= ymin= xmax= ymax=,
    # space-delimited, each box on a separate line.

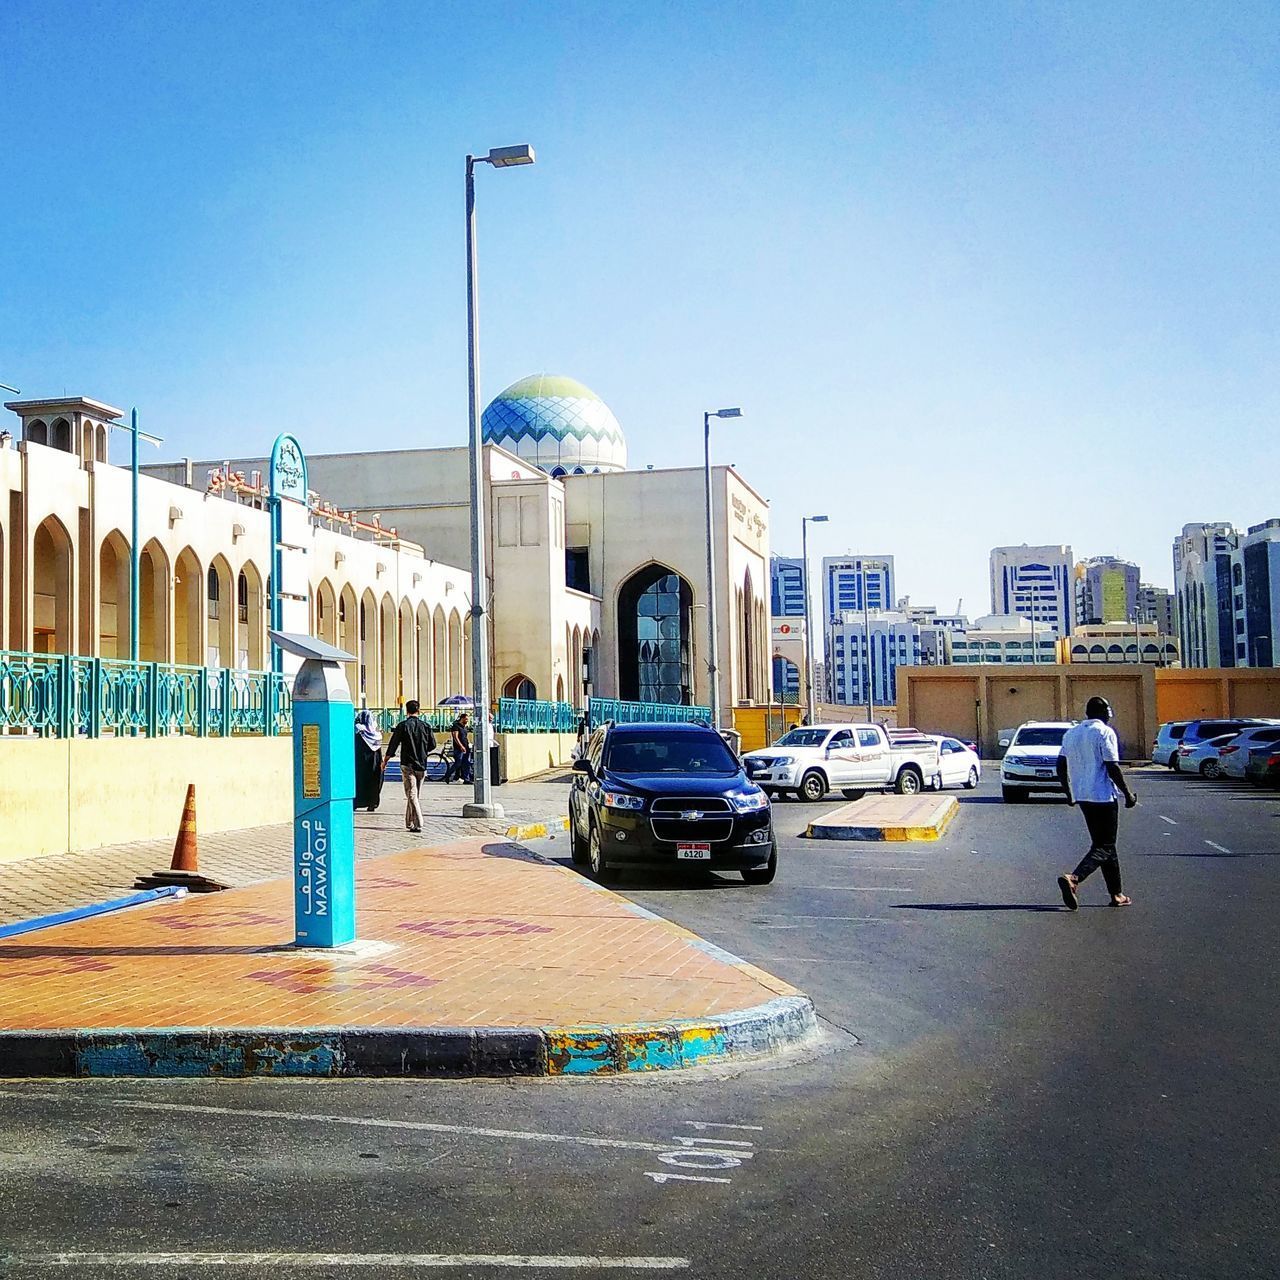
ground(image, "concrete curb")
xmin=807 ymin=796 xmax=959 ymax=842
xmin=504 ymin=816 xmax=570 ymax=841
xmin=0 ymin=996 xmax=817 ymax=1079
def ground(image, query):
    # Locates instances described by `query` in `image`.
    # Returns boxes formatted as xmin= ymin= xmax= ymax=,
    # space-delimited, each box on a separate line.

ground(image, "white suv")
xmin=1001 ymin=721 xmax=1074 ymax=802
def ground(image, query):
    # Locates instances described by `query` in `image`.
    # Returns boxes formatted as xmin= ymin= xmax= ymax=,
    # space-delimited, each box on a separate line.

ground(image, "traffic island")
xmin=806 ymin=793 xmax=959 ymax=841
xmin=0 ymin=839 xmax=816 ymax=1078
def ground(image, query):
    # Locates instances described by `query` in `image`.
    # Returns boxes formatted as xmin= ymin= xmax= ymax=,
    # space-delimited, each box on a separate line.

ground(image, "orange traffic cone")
xmin=134 ymin=784 xmax=228 ymax=893
xmin=172 ymin=784 xmax=199 ymax=873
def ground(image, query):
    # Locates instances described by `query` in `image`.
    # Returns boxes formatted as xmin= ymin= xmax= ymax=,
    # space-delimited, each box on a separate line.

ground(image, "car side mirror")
xmin=572 ymin=757 xmax=593 ymax=776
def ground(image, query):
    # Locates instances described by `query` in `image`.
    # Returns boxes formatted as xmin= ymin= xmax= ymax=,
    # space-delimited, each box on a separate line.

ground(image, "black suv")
xmin=568 ymin=722 xmax=777 ymax=885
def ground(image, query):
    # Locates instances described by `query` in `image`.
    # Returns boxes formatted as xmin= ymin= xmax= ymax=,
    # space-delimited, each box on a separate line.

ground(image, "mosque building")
xmin=0 ymin=374 xmax=773 ymax=719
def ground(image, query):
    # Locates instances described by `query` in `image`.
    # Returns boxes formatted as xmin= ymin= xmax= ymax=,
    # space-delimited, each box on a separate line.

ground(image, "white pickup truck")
xmin=742 ymin=723 xmax=941 ymax=803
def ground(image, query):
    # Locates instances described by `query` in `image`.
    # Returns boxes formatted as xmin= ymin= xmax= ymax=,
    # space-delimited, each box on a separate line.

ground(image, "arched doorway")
xmin=447 ymin=611 xmax=465 ymax=698
xmin=416 ymin=602 xmax=432 ymax=704
xmin=338 ymin=585 xmax=358 ymax=694
xmin=617 ymin=564 xmax=693 ymax=704
xmin=502 ymin=674 xmax=537 ymax=700
xmin=98 ymin=531 xmax=131 ymax=659
xmin=32 ymin=516 xmax=74 ymax=654
xmin=398 ymin=599 xmax=414 ymax=707
xmin=206 ymin=557 xmax=234 ymax=668
xmin=432 ymin=607 xmax=448 ymax=700
xmin=139 ymin=540 xmax=170 ymax=662
xmin=237 ymin=562 xmax=265 ymax=669
xmin=315 ymin=580 xmax=338 ymax=647
xmin=174 ymin=548 xmax=202 ymax=666
xmin=359 ymin=590 xmax=378 ymax=705
xmin=378 ymin=594 xmax=397 ymax=707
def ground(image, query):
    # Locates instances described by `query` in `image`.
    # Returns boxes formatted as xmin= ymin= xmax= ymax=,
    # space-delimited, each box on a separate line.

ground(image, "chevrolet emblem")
xmin=680 ymin=810 xmax=703 ymax=821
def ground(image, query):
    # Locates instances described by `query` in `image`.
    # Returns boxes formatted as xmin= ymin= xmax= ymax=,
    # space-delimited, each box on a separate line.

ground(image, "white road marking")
xmin=0 ymin=1093 xmax=674 ymax=1154
xmin=754 ymin=915 xmax=894 ymax=923
xmin=0 ymin=1253 xmax=689 ymax=1270
xmin=784 ymin=886 xmax=917 ymax=892
xmin=1204 ymin=840 xmax=1233 ymax=854
xmin=683 ymin=1121 xmax=764 ymax=1131
xmin=643 ymin=1171 xmax=730 ymax=1185
xmin=1159 ymin=815 xmax=1178 ymax=825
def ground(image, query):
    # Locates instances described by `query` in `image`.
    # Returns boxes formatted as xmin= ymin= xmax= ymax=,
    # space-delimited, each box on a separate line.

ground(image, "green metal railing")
xmin=0 ymin=649 xmax=290 ymax=738
xmin=586 ymin=697 xmax=711 ymax=727
xmin=496 ymin=697 xmax=577 ymax=733
xmin=368 ymin=707 xmax=457 ymax=733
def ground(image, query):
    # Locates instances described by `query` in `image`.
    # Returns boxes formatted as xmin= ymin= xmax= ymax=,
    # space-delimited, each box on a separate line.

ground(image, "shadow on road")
xmin=892 ymin=902 xmax=1085 ymax=913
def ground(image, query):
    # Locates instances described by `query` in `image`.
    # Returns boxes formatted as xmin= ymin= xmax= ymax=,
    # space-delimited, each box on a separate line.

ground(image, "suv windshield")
xmin=775 ymin=729 xmax=828 ymax=748
xmin=1013 ymin=726 xmax=1068 ymax=748
xmin=605 ymin=731 xmax=739 ymax=775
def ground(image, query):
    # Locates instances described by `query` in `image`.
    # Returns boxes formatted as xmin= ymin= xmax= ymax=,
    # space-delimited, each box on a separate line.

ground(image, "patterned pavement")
xmin=0 ymin=838 xmax=798 ymax=1033
xmin=0 ymin=778 xmax=572 ymax=928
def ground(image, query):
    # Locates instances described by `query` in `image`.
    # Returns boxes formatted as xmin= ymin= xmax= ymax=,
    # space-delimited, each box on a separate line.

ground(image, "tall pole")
xmin=864 ymin=569 xmax=875 ymax=725
xmin=703 ymin=411 xmax=720 ymax=729
xmin=463 ymin=155 xmax=500 ymax=818
xmin=802 ymin=519 xmax=816 ymax=724
xmin=129 ymin=408 xmax=140 ymax=662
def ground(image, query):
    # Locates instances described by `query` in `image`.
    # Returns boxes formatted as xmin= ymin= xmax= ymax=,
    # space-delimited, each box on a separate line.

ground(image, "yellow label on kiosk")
xmin=302 ymin=723 xmax=322 ymax=798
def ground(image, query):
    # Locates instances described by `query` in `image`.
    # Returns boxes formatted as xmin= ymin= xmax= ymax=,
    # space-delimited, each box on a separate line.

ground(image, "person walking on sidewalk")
xmin=383 ymin=700 xmax=437 ymax=833
xmin=353 ymin=709 xmax=384 ymax=812
xmin=1056 ymin=696 xmax=1138 ymax=910
xmin=447 ymin=710 xmax=473 ymax=784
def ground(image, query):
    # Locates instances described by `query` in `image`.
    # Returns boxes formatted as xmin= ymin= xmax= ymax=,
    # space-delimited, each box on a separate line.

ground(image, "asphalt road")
xmin=1 ymin=769 xmax=1277 ymax=1278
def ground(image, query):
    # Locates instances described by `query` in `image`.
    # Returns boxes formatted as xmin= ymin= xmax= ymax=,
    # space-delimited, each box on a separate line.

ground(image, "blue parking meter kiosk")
xmin=270 ymin=631 xmax=358 ymax=948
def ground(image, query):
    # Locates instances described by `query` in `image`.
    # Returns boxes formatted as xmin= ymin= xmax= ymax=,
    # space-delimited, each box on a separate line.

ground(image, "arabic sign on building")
xmin=270 ymin=433 xmax=308 ymax=504
xmin=771 ymin=619 xmax=806 ymax=643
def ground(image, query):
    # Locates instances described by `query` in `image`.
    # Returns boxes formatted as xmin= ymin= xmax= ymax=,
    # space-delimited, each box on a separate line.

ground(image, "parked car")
xmin=1151 ymin=721 xmax=1190 ymax=767
xmin=568 ymin=721 xmax=776 ymax=885
xmin=742 ymin=723 xmax=941 ymax=803
xmin=1245 ymin=747 xmax=1280 ymax=789
xmin=929 ymin=736 xmax=981 ymax=790
xmin=1218 ymin=724 xmax=1280 ymax=778
xmin=1000 ymin=721 xmax=1074 ymax=802
xmin=1175 ymin=732 xmax=1240 ymax=779
xmin=1170 ymin=719 xmax=1270 ymax=771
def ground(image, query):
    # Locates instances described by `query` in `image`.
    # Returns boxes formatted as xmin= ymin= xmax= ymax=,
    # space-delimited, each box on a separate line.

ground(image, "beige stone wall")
xmin=499 ymin=732 xmax=577 ymax=782
xmin=897 ymin=664 xmax=1157 ymax=759
xmin=0 ymin=736 xmax=292 ymax=862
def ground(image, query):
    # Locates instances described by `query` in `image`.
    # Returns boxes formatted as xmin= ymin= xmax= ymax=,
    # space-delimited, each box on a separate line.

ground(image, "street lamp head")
xmin=807 ymin=514 xmax=829 ymax=524
xmin=485 ymin=144 xmax=536 ymax=167
xmin=711 ymin=407 xmax=742 ymax=419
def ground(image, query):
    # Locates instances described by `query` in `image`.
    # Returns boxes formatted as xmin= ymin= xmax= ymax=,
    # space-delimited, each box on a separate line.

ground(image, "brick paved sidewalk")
xmin=0 ymin=777 xmax=572 ymax=928
xmin=0 ymin=837 xmax=813 ymax=1076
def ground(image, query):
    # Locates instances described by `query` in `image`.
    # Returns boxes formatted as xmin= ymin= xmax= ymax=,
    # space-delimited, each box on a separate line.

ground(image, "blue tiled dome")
xmin=481 ymin=374 xmax=627 ymax=476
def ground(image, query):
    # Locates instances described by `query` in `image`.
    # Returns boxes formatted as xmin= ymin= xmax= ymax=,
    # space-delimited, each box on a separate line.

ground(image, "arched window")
xmin=550 ymin=466 xmax=566 ymax=479
xmin=207 ymin=567 xmax=221 ymax=620
xmin=502 ymin=674 xmax=537 ymax=700
xmin=237 ymin=571 xmax=249 ymax=624
xmin=617 ymin=564 xmax=693 ymax=704
xmin=573 ymin=466 xmax=585 ymax=475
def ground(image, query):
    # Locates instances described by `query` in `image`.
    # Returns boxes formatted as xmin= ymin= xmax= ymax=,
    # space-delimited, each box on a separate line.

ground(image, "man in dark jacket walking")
xmin=383 ymin=701 xmax=437 ymax=833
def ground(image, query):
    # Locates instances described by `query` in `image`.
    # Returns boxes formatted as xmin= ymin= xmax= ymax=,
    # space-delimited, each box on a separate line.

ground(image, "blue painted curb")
xmin=0 ymin=997 xmax=817 ymax=1079
xmin=0 ymin=886 xmax=188 ymax=941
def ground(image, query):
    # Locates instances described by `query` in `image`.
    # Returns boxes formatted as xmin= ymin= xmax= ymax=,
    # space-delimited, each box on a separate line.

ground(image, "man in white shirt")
xmin=1056 ymin=697 xmax=1138 ymax=910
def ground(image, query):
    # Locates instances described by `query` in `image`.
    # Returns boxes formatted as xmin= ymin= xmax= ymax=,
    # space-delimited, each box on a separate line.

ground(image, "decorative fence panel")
xmin=586 ymin=697 xmax=711 ymax=727
xmin=0 ymin=648 xmax=291 ymax=739
xmin=496 ymin=698 xmax=577 ymax=734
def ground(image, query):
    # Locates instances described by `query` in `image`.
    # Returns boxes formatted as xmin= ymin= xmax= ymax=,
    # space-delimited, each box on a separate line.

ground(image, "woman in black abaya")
xmin=354 ymin=709 xmax=384 ymax=811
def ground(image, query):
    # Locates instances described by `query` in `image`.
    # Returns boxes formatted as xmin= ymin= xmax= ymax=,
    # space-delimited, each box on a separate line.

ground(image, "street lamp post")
xmin=463 ymin=143 xmax=535 ymax=819
xmin=801 ymin=515 xmax=828 ymax=723
xmin=702 ymin=406 xmax=741 ymax=729
xmin=106 ymin=408 xmax=163 ymax=663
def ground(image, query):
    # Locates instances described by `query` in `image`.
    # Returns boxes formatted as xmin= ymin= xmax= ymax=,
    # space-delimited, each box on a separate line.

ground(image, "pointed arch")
xmin=206 ymin=554 xmax=234 ymax=668
xmin=173 ymin=547 xmax=203 ymax=666
xmin=398 ymin=598 xmax=414 ymax=707
xmin=98 ymin=530 xmax=131 ymax=659
xmin=432 ymin=606 xmax=448 ymax=702
xmin=32 ymin=515 xmax=75 ymax=654
xmin=616 ymin=562 xmax=693 ymax=704
xmin=502 ymin=673 xmax=537 ymax=700
xmin=139 ymin=539 xmax=170 ymax=662
xmin=81 ymin=422 xmax=96 ymax=466
xmin=377 ymin=593 xmax=396 ymax=707
xmin=315 ymin=579 xmax=338 ymax=647
xmin=27 ymin=419 xmax=48 ymax=446
xmin=416 ymin=601 xmax=432 ymax=705
xmin=359 ymin=589 xmax=378 ymax=705
xmin=338 ymin=584 xmax=358 ymax=693
xmin=50 ymin=418 xmax=71 ymax=453
xmin=237 ymin=560 xmax=265 ymax=670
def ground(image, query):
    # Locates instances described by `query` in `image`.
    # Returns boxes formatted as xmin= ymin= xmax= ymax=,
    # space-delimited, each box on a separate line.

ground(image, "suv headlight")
xmin=603 ymin=791 xmax=645 ymax=811
xmin=771 ymin=755 xmax=795 ymax=766
xmin=729 ymin=789 xmax=769 ymax=812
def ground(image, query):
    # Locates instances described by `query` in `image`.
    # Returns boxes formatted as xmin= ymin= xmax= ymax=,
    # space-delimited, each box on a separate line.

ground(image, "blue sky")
xmin=3 ymin=1 xmax=1277 ymax=614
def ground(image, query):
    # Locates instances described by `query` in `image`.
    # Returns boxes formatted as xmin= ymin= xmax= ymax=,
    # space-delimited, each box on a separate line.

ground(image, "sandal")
xmin=1057 ymin=875 xmax=1079 ymax=911
xmin=1110 ymin=894 xmax=1132 ymax=907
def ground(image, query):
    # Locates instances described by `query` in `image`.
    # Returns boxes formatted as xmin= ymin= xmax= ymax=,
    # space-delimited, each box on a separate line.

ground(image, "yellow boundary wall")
xmin=0 ymin=737 xmax=293 ymax=863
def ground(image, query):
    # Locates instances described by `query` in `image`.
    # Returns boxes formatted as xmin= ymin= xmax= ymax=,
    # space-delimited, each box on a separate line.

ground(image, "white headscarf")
xmin=355 ymin=709 xmax=382 ymax=752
